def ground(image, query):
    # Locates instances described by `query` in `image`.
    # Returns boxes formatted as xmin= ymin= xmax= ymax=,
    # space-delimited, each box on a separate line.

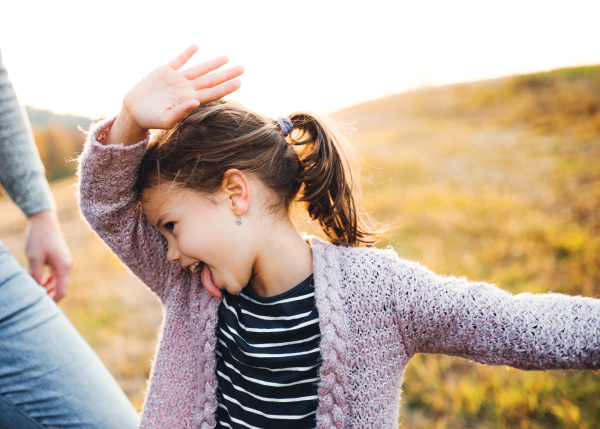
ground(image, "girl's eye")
xmin=164 ymin=222 xmax=175 ymax=232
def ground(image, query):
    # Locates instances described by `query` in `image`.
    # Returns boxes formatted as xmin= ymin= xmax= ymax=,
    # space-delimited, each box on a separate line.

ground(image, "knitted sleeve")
xmin=393 ymin=258 xmax=600 ymax=370
xmin=77 ymin=117 xmax=179 ymax=301
xmin=0 ymin=50 xmax=55 ymax=216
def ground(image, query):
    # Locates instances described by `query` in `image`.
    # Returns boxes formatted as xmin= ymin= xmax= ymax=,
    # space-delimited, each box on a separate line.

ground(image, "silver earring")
xmin=236 ymin=211 xmax=242 ymax=226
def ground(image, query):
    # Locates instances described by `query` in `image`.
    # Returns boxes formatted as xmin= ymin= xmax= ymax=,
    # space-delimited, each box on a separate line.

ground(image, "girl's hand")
xmin=106 ymin=45 xmax=244 ymax=146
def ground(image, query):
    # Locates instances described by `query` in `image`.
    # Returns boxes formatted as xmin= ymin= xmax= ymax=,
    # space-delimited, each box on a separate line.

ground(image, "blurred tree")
xmin=25 ymin=106 xmax=95 ymax=182
xmin=33 ymin=125 xmax=85 ymax=182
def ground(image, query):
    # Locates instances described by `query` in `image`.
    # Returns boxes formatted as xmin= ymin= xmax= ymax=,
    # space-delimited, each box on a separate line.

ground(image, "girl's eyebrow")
xmin=156 ymin=214 xmax=168 ymax=229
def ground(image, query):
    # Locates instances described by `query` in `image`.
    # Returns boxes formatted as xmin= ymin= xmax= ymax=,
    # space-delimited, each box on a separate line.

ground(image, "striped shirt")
xmin=215 ymin=274 xmax=321 ymax=429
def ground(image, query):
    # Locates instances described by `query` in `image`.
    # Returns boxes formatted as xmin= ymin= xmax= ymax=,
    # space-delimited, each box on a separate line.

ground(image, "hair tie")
xmin=276 ymin=116 xmax=294 ymax=136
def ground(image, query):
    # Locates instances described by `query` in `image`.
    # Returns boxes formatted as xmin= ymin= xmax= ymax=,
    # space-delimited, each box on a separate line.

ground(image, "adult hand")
xmin=25 ymin=210 xmax=73 ymax=302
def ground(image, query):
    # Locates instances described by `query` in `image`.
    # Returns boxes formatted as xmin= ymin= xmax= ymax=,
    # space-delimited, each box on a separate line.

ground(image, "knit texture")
xmin=77 ymin=117 xmax=600 ymax=429
xmin=0 ymin=51 xmax=55 ymax=217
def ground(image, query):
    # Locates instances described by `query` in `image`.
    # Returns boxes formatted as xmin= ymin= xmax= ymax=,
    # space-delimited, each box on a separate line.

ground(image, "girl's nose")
xmin=167 ymin=246 xmax=181 ymax=264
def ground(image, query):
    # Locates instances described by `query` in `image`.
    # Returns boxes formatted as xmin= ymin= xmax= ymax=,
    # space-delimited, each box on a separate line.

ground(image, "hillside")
xmin=340 ymin=65 xmax=600 ymax=428
xmin=23 ymin=106 xmax=98 ymax=181
xmin=25 ymin=106 xmax=96 ymax=129
xmin=1 ymin=66 xmax=599 ymax=427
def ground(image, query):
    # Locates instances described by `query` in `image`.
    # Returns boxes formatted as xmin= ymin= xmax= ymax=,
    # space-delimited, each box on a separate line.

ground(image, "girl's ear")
xmin=222 ymin=169 xmax=250 ymax=216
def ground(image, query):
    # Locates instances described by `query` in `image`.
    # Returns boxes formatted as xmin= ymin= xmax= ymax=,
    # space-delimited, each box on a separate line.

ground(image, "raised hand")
xmin=106 ymin=45 xmax=244 ymax=146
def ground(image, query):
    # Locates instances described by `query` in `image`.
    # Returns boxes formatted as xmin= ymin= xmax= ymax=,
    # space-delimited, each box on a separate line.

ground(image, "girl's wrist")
xmin=103 ymin=109 xmax=149 ymax=147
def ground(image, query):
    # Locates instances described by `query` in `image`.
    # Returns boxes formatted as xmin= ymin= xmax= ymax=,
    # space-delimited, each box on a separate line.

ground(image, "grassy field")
xmin=340 ymin=66 xmax=600 ymax=428
xmin=1 ymin=65 xmax=599 ymax=427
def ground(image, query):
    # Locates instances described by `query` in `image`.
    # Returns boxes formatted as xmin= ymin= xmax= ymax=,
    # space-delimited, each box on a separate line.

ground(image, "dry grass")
xmin=338 ymin=66 xmax=600 ymax=428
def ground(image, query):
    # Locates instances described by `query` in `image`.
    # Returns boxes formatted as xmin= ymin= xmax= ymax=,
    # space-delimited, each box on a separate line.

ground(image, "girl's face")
xmin=141 ymin=183 xmax=256 ymax=298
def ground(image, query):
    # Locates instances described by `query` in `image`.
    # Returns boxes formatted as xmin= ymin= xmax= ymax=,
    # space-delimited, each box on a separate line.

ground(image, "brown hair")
xmin=135 ymin=99 xmax=384 ymax=246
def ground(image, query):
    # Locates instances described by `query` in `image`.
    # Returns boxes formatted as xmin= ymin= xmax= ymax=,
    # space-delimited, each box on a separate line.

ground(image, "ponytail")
xmin=135 ymin=100 xmax=385 ymax=248
xmin=288 ymin=112 xmax=384 ymax=247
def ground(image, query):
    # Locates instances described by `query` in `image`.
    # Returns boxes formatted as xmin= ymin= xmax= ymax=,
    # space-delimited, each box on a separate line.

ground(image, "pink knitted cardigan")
xmin=78 ymin=118 xmax=600 ymax=429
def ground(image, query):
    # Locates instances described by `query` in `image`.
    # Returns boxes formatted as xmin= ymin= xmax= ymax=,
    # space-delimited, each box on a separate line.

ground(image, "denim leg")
xmin=0 ymin=243 xmax=140 ymax=429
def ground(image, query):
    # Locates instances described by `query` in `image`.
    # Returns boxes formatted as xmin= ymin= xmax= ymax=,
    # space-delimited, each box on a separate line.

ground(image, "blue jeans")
xmin=0 ymin=242 xmax=140 ymax=428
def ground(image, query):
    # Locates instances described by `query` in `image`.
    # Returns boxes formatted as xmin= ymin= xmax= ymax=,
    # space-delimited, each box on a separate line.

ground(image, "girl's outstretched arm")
xmin=394 ymin=258 xmax=600 ymax=370
xmin=77 ymin=47 xmax=244 ymax=301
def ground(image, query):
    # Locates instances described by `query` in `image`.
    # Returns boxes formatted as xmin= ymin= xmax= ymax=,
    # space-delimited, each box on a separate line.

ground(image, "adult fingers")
xmin=158 ymin=99 xmax=201 ymax=129
xmin=192 ymin=65 xmax=245 ymax=91
xmin=181 ymin=55 xmax=230 ymax=80
xmin=49 ymin=251 xmax=72 ymax=302
xmin=52 ymin=264 xmax=71 ymax=302
xmin=167 ymin=44 xmax=199 ymax=70
xmin=197 ymin=80 xmax=242 ymax=105
xmin=28 ymin=254 xmax=44 ymax=285
xmin=42 ymin=270 xmax=58 ymax=301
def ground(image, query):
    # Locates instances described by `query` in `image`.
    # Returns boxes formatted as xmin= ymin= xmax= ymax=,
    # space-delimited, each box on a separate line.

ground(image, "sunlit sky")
xmin=2 ymin=0 xmax=599 ymax=120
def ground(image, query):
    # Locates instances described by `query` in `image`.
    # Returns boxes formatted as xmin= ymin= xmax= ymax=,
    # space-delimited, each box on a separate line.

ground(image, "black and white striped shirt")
xmin=215 ymin=274 xmax=321 ymax=429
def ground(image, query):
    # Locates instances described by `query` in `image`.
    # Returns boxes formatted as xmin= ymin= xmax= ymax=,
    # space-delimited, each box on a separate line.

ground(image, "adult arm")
xmin=394 ymin=257 xmax=600 ymax=370
xmin=0 ymin=51 xmax=53 ymax=215
xmin=0 ymin=50 xmax=72 ymax=301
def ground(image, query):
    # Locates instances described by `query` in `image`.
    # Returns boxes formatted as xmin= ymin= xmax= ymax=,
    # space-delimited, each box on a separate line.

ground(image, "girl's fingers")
xmin=167 ymin=44 xmax=200 ymax=70
xmin=192 ymin=65 xmax=245 ymax=91
xmin=197 ymin=79 xmax=242 ymax=104
xmin=181 ymin=55 xmax=230 ymax=80
xmin=159 ymin=99 xmax=201 ymax=129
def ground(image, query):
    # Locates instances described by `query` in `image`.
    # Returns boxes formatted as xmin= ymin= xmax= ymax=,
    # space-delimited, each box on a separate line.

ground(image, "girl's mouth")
xmin=189 ymin=262 xmax=200 ymax=273
xmin=200 ymin=263 xmax=222 ymax=298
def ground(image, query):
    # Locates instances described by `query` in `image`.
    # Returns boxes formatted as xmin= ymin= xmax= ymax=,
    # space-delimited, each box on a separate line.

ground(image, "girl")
xmin=77 ymin=45 xmax=600 ymax=429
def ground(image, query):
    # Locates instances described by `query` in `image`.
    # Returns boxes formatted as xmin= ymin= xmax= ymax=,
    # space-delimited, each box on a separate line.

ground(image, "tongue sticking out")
xmin=201 ymin=264 xmax=222 ymax=298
